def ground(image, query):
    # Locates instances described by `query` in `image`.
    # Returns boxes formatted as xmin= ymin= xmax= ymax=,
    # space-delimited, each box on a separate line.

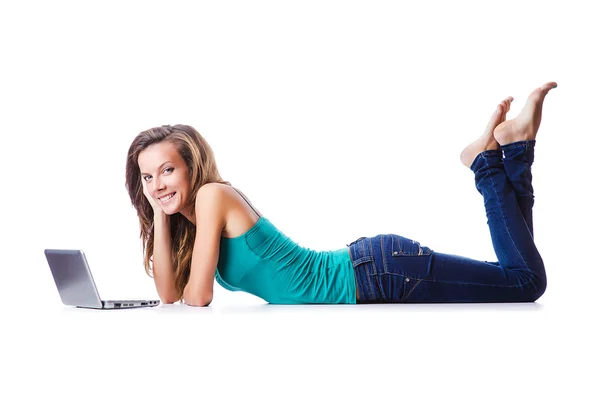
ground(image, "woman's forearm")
xmin=151 ymin=213 xmax=179 ymax=303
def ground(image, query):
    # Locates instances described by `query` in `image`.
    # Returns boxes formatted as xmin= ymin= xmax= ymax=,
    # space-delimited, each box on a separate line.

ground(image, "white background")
xmin=1 ymin=0 xmax=598 ymax=395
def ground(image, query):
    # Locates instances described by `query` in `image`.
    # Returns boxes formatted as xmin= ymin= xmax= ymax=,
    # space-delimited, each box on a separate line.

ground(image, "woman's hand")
xmin=142 ymin=179 xmax=164 ymax=215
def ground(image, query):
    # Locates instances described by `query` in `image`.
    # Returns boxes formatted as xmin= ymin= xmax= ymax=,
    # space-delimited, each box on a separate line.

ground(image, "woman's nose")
xmin=153 ymin=179 xmax=166 ymax=194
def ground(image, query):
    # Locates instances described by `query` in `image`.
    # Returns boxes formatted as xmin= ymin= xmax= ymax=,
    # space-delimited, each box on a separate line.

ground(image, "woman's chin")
xmin=162 ymin=207 xmax=177 ymax=215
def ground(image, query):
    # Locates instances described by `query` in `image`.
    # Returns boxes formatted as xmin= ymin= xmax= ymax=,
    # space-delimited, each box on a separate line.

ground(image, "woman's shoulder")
xmin=194 ymin=181 xmax=235 ymax=198
xmin=195 ymin=182 xmax=259 ymax=215
xmin=199 ymin=183 xmax=264 ymax=236
xmin=198 ymin=181 xmax=228 ymax=192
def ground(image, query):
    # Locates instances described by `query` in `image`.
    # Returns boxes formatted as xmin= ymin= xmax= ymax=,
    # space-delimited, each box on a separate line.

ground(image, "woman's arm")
xmin=152 ymin=213 xmax=179 ymax=303
xmin=182 ymin=184 xmax=226 ymax=307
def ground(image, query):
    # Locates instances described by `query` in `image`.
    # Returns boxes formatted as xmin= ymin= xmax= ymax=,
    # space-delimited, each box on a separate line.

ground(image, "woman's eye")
xmin=143 ymin=167 xmax=172 ymax=182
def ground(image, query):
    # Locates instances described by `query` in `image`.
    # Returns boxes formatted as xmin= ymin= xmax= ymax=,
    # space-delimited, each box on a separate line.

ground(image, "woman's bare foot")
xmin=493 ymin=81 xmax=558 ymax=146
xmin=460 ymin=96 xmax=514 ymax=168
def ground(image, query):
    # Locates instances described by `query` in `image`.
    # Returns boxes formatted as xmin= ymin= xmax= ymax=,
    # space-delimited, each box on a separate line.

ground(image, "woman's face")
xmin=138 ymin=141 xmax=191 ymax=216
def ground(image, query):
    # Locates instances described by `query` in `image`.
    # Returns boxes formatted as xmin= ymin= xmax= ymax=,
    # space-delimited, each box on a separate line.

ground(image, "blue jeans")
xmin=347 ymin=140 xmax=547 ymax=303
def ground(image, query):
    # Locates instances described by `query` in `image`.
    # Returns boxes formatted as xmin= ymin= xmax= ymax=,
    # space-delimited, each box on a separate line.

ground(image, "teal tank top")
xmin=214 ymin=188 xmax=357 ymax=304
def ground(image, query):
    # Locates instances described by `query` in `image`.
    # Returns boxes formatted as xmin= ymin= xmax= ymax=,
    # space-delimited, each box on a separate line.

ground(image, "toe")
xmin=485 ymin=105 xmax=503 ymax=133
xmin=539 ymin=82 xmax=557 ymax=96
xmin=497 ymin=97 xmax=512 ymax=123
xmin=528 ymin=82 xmax=557 ymax=103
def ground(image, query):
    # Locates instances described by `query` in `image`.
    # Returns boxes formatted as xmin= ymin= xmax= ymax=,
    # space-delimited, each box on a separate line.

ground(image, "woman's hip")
xmin=347 ymin=234 xmax=434 ymax=303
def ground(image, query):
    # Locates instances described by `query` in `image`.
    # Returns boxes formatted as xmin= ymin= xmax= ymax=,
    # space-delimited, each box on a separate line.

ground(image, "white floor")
xmin=3 ymin=293 xmax=597 ymax=397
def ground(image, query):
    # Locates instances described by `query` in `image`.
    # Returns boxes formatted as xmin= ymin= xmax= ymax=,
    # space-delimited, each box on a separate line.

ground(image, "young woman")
xmin=125 ymin=81 xmax=557 ymax=306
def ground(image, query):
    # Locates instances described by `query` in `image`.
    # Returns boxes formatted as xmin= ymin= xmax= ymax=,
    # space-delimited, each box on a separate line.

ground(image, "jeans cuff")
xmin=500 ymin=140 xmax=536 ymax=151
xmin=470 ymin=149 xmax=502 ymax=172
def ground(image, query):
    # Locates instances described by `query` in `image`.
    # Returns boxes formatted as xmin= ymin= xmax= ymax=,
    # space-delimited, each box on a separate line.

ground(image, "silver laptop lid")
xmin=44 ymin=249 xmax=103 ymax=309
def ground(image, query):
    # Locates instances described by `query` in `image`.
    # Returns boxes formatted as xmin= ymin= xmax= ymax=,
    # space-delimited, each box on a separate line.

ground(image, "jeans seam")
xmin=402 ymin=278 xmax=423 ymax=301
xmin=366 ymin=238 xmax=378 ymax=300
xmin=412 ymin=274 xmax=534 ymax=288
xmin=486 ymin=156 xmax=528 ymax=270
xmin=381 ymin=235 xmax=388 ymax=273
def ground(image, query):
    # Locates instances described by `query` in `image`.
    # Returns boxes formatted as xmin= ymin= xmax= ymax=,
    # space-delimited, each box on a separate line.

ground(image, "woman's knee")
xmin=525 ymin=266 xmax=547 ymax=302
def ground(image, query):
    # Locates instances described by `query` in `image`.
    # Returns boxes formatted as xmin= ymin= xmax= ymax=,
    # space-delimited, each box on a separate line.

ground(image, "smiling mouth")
xmin=159 ymin=193 xmax=176 ymax=203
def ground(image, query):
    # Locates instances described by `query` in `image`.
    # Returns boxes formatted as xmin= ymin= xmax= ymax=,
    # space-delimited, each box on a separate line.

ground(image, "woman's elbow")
xmin=184 ymin=294 xmax=212 ymax=307
xmin=159 ymin=292 xmax=180 ymax=305
xmin=161 ymin=298 xmax=178 ymax=305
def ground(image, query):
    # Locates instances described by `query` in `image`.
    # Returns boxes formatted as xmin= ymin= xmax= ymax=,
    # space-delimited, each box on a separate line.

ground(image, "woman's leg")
xmin=492 ymin=81 xmax=557 ymax=237
xmin=349 ymin=82 xmax=557 ymax=303
xmin=349 ymin=150 xmax=546 ymax=303
xmin=500 ymin=140 xmax=536 ymax=237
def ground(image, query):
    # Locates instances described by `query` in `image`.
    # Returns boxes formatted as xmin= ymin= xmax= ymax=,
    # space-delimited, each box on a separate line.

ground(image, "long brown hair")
xmin=125 ymin=124 xmax=231 ymax=301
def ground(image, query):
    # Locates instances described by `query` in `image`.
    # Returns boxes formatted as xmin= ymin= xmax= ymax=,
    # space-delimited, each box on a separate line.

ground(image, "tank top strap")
xmin=231 ymin=186 xmax=261 ymax=217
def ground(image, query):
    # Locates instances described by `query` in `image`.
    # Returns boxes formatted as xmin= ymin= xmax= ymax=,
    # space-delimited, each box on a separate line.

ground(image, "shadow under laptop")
xmin=58 ymin=303 xmax=213 ymax=315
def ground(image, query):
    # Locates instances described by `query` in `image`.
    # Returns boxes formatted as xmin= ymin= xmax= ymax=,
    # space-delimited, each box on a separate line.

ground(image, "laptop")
xmin=44 ymin=249 xmax=160 ymax=309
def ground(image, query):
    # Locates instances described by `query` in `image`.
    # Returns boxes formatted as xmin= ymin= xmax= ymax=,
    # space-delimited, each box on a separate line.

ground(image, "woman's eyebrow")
xmin=140 ymin=161 xmax=173 ymax=176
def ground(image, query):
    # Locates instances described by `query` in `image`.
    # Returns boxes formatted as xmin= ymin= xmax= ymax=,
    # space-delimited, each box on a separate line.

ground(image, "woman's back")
xmin=216 ymin=185 xmax=356 ymax=304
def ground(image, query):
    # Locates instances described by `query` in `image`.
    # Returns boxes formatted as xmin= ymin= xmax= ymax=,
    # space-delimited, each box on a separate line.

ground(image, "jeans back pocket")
xmin=390 ymin=235 xmax=433 ymax=257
